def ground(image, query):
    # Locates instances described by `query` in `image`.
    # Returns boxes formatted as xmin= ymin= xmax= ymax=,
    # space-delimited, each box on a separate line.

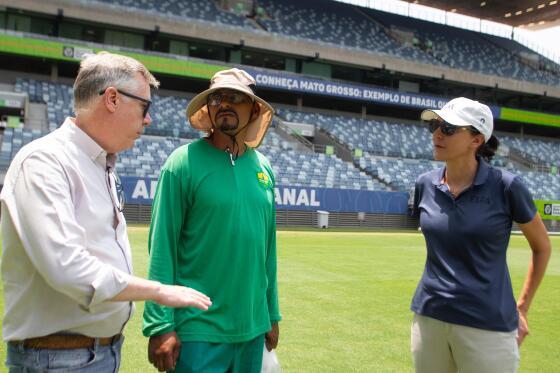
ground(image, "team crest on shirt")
xmin=257 ymin=171 xmax=272 ymax=190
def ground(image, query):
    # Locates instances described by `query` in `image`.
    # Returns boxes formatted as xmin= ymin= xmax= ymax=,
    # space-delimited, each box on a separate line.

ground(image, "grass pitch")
xmin=1 ymin=227 xmax=558 ymax=372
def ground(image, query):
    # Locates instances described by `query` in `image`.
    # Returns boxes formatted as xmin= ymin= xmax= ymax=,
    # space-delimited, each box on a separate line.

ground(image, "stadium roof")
xmin=402 ymin=0 xmax=560 ymax=29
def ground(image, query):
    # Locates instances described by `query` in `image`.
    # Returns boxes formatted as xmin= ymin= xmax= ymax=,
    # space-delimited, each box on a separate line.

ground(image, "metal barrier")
xmin=123 ymin=203 xmax=560 ymax=232
xmin=123 ymin=204 xmax=419 ymax=229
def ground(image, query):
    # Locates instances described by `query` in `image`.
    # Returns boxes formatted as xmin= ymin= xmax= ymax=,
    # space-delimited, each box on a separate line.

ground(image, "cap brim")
xmin=421 ymin=109 xmax=472 ymax=127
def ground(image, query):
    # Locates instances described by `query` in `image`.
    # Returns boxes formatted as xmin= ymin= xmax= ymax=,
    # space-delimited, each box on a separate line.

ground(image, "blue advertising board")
xmin=244 ymin=67 xmax=501 ymax=118
xmin=274 ymin=185 xmax=409 ymax=214
xmin=121 ymin=176 xmax=409 ymax=214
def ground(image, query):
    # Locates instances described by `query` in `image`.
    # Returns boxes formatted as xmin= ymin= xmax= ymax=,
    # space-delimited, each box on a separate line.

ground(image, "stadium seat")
xmin=78 ymin=0 xmax=560 ymax=85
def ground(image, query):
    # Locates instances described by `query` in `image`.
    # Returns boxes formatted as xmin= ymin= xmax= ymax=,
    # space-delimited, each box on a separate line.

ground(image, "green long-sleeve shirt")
xmin=142 ymin=138 xmax=281 ymax=343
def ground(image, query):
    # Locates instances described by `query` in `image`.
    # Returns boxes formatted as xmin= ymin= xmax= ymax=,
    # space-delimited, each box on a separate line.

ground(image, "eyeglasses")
xmin=106 ymin=169 xmax=125 ymax=213
xmin=207 ymin=91 xmax=253 ymax=107
xmin=99 ymin=88 xmax=152 ymax=118
xmin=425 ymin=119 xmax=480 ymax=136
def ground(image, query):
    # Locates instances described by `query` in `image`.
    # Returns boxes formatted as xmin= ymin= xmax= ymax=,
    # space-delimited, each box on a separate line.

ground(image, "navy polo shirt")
xmin=411 ymin=158 xmax=536 ymax=332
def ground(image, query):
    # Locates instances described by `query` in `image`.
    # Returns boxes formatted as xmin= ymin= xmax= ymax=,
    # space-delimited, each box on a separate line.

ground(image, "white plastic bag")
xmin=261 ymin=344 xmax=282 ymax=373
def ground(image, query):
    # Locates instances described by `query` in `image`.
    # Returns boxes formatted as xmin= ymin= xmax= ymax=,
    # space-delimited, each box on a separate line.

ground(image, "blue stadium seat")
xmin=15 ymin=78 xmax=202 ymax=139
xmin=0 ymin=128 xmax=49 ymax=167
xmin=259 ymin=146 xmax=386 ymax=191
xmin=501 ymin=135 xmax=560 ymax=167
xmin=78 ymin=0 xmax=560 ymax=85
xmin=277 ymin=108 xmax=433 ymax=159
xmin=116 ymin=136 xmax=191 ymax=178
xmin=6 ymin=79 xmax=560 ymax=199
xmin=90 ymin=0 xmax=252 ymax=28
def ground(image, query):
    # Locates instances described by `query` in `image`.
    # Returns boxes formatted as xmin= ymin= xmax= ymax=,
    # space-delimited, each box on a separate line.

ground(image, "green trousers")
xmin=172 ymin=335 xmax=264 ymax=373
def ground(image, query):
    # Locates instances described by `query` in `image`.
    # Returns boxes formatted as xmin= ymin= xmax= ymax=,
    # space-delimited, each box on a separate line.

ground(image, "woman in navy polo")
xmin=410 ymin=97 xmax=551 ymax=373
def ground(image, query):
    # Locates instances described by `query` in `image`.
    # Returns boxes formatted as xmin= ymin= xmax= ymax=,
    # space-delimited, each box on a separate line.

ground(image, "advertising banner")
xmin=244 ymin=67 xmax=502 ymax=117
xmin=0 ymin=33 xmax=224 ymax=80
xmin=5 ymin=33 xmax=560 ymax=126
xmin=245 ymin=67 xmax=450 ymax=110
xmin=500 ymin=108 xmax=560 ymax=129
xmin=535 ymin=200 xmax=560 ymax=221
xmin=121 ymin=176 xmax=410 ymax=214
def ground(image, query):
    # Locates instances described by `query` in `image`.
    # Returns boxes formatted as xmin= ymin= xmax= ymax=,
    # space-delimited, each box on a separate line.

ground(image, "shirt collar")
xmin=472 ymin=156 xmax=490 ymax=186
xmin=431 ymin=156 xmax=490 ymax=186
xmin=432 ymin=167 xmax=445 ymax=186
xmin=61 ymin=117 xmax=115 ymax=169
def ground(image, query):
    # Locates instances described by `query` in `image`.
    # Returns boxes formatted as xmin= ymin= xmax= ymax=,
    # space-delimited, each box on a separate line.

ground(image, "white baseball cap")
xmin=421 ymin=97 xmax=493 ymax=142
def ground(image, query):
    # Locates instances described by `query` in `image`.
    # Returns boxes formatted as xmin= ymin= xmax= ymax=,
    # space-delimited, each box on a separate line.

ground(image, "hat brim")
xmin=186 ymin=86 xmax=274 ymax=148
xmin=421 ymin=109 xmax=473 ymax=128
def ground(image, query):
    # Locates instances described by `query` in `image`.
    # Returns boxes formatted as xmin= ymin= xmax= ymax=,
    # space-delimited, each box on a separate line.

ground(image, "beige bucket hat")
xmin=186 ymin=68 xmax=274 ymax=148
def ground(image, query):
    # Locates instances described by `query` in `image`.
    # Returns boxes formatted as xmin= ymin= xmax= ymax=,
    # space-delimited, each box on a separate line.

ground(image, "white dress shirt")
xmin=1 ymin=118 xmax=134 ymax=341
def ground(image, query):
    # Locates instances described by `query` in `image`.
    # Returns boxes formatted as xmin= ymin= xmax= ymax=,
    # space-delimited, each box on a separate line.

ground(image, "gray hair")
xmin=73 ymin=51 xmax=159 ymax=113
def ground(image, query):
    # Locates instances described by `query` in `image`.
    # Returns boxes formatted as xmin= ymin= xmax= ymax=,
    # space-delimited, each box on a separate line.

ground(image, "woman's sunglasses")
xmin=425 ymin=119 xmax=480 ymax=136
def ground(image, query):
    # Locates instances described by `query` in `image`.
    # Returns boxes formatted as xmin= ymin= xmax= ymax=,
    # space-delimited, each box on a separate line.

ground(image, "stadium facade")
xmin=0 ymin=0 xmax=558 ymax=230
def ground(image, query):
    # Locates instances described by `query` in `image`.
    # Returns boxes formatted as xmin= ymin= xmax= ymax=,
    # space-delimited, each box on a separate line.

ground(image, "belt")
xmin=10 ymin=334 xmax=122 ymax=350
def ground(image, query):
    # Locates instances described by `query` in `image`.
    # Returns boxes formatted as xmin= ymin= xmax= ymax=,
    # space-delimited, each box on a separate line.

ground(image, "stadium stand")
xmin=357 ymin=156 xmax=442 ymax=192
xmin=491 ymin=155 xmax=517 ymax=172
xmin=5 ymin=77 xmax=560 ymax=198
xmin=15 ymin=78 xmax=73 ymax=131
xmin=484 ymin=34 xmax=560 ymax=79
xmin=518 ymin=171 xmax=560 ymax=201
xmin=79 ymin=0 xmax=560 ymax=86
xmin=0 ymin=127 xmax=46 ymax=170
xmin=7 ymin=79 xmax=387 ymax=191
xmin=1 ymin=0 xmax=560 ymax=232
xmin=364 ymin=8 xmax=560 ymax=86
xmin=260 ymin=146 xmax=386 ymax=191
xmin=93 ymin=0 xmax=251 ymax=28
xmin=259 ymin=128 xmax=289 ymax=150
xmin=15 ymin=78 xmax=201 ymax=138
xmin=500 ymin=134 xmax=560 ymax=167
xmin=6 ymin=77 xmax=560 ymax=201
xmin=149 ymin=94 xmax=201 ymax=138
xmin=116 ymin=136 xmax=191 ymax=178
xmin=276 ymin=107 xmax=560 ymax=199
xmin=256 ymin=0 xmax=438 ymax=65
xmin=276 ymin=108 xmax=433 ymax=159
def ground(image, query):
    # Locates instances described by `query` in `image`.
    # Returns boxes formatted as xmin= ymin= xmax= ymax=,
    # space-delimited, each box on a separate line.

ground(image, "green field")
xmin=1 ymin=227 xmax=559 ymax=372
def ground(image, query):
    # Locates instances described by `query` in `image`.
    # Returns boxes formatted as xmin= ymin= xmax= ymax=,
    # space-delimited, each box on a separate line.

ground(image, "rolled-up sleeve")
xmin=1 ymin=152 xmax=130 ymax=309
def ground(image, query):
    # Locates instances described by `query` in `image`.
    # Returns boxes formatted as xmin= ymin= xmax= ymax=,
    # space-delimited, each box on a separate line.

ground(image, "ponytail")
xmin=477 ymin=135 xmax=499 ymax=162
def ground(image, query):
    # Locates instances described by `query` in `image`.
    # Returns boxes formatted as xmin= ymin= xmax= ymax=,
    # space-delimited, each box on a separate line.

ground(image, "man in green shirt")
xmin=143 ymin=68 xmax=281 ymax=372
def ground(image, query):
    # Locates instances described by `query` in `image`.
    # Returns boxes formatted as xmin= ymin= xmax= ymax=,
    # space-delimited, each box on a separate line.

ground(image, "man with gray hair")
xmin=1 ymin=52 xmax=211 ymax=372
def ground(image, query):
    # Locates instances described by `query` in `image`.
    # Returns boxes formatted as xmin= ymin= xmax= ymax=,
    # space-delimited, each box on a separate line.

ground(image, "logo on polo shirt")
xmin=257 ymin=171 xmax=272 ymax=190
xmin=469 ymin=194 xmax=491 ymax=205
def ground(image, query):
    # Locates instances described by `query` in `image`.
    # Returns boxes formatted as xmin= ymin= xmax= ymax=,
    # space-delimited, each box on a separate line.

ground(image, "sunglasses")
xmin=99 ymin=88 xmax=152 ymax=118
xmin=106 ymin=169 xmax=125 ymax=213
xmin=425 ymin=119 xmax=480 ymax=136
xmin=207 ymin=91 xmax=253 ymax=107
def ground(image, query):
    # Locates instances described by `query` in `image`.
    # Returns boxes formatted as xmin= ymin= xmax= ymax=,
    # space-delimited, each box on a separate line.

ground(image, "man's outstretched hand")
xmin=155 ymin=284 xmax=212 ymax=309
